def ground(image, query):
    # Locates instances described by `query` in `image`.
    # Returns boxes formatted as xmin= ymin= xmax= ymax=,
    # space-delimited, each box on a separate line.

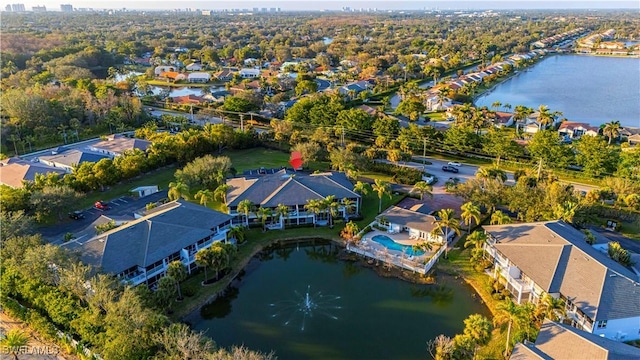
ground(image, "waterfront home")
xmin=38 ymin=147 xmax=110 ymax=173
xmin=187 ymin=72 xmax=211 ymax=83
xmin=63 ymin=199 xmax=233 ymax=287
xmin=88 ymin=134 xmax=151 ymax=158
xmin=376 ymin=205 xmax=449 ymax=243
xmin=0 ymin=157 xmax=66 ymax=188
xmin=186 ymin=62 xmax=203 ymax=71
xmin=484 ymin=220 xmax=640 ymax=341
xmin=493 ymin=111 xmax=515 ymax=128
xmin=170 ymin=94 xmax=207 ymax=105
xmin=557 ymin=121 xmax=599 ymax=140
xmin=239 ymin=68 xmax=261 ymax=79
xmin=159 ymin=71 xmax=188 ymax=81
xmin=225 ymin=169 xmax=360 ymax=228
xmin=214 ymin=68 xmax=237 ymax=81
xmin=510 ymin=320 xmax=640 ymax=359
xmin=154 ymin=65 xmax=177 ymax=75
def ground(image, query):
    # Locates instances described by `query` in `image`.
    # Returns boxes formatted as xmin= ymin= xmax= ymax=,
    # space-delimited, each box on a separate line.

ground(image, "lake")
xmin=188 ymin=240 xmax=488 ymax=359
xmin=475 ymin=55 xmax=640 ymax=128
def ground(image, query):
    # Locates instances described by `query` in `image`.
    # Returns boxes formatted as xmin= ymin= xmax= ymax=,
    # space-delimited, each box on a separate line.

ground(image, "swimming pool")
xmin=370 ymin=235 xmax=425 ymax=256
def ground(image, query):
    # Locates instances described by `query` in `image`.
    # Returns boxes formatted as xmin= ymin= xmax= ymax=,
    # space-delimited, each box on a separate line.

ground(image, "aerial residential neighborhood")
xmin=0 ymin=3 xmax=639 ymax=360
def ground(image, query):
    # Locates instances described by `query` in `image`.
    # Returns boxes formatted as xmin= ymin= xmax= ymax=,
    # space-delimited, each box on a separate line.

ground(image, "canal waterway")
xmin=188 ymin=241 xmax=488 ymax=360
xmin=475 ymin=54 xmax=640 ymax=128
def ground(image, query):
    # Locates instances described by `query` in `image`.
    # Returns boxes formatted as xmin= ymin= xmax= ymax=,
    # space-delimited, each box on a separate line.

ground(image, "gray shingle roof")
xmin=377 ymin=206 xmax=438 ymax=234
xmin=226 ymin=170 xmax=359 ymax=208
xmin=484 ymin=221 xmax=640 ymax=321
xmin=510 ymin=343 xmax=553 ymax=360
xmin=78 ymin=200 xmax=232 ymax=274
xmin=528 ymin=320 xmax=640 ymax=359
xmin=90 ymin=137 xmax=151 ymax=154
xmin=39 ymin=149 xmax=109 ymax=167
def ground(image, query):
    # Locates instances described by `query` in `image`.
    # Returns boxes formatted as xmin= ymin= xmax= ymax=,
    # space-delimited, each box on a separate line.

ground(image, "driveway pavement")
xmin=40 ymin=190 xmax=169 ymax=243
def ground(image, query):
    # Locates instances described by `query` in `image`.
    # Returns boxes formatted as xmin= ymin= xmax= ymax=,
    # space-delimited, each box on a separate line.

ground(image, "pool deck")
xmin=346 ymin=229 xmax=444 ymax=275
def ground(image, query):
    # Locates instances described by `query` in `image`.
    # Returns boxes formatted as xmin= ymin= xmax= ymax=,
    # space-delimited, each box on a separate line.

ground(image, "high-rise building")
xmin=32 ymin=5 xmax=47 ymax=12
xmin=5 ymin=4 xmax=11 ymax=11
xmin=11 ymin=4 xmax=26 ymax=11
xmin=60 ymin=4 xmax=73 ymax=12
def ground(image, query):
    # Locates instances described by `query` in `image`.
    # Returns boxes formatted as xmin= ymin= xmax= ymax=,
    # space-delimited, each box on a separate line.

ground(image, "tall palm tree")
xmin=214 ymin=184 xmax=230 ymax=204
xmin=602 ymin=120 xmax=621 ymax=145
xmin=353 ymin=181 xmax=370 ymax=196
xmin=237 ymin=199 xmax=253 ymax=227
xmin=493 ymin=298 xmax=523 ymax=357
xmin=1 ymin=329 xmax=29 ymax=360
xmin=168 ymin=181 xmax=190 ymax=201
xmin=372 ymin=179 xmax=392 ymax=213
xmin=227 ymin=225 xmax=245 ymax=244
xmin=194 ymin=189 xmax=214 ymax=207
xmin=464 ymin=230 xmax=488 ymax=250
xmin=536 ymin=105 xmax=554 ymax=130
xmin=304 ymin=199 xmax=322 ymax=227
xmin=275 ymin=203 xmax=289 ymax=229
xmin=535 ymin=294 xmax=566 ymax=322
xmin=491 ymin=101 xmax=502 ymax=111
xmin=460 ymin=202 xmax=482 ymax=233
xmin=490 ymin=210 xmax=512 ymax=225
xmin=463 ymin=314 xmax=493 ymax=359
xmin=256 ymin=207 xmax=272 ymax=232
xmin=323 ymin=195 xmax=340 ymax=228
xmin=166 ymin=261 xmax=187 ymax=300
xmin=342 ymin=198 xmax=356 ymax=220
xmin=412 ymin=181 xmax=433 ymax=200
xmin=431 ymin=208 xmax=462 ymax=258
xmin=340 ymin=221 xmax=360 ymax=245
xmin=195 ymin=248 xmax=214 ymax=284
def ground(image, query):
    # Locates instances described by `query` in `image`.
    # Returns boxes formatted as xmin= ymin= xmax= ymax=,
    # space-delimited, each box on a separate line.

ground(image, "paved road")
xmin=379 ymin=157 xmax=597 ymax=194
xmin=40 ymin=190 xmax=169 ymax=243
xmin=149 ymin=107 xmax=268 ymax=133
xmin=590 ymin=227 xmax=640 ymax=254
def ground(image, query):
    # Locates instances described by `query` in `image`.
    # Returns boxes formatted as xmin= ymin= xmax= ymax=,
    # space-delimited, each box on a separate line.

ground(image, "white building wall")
xmin=592 ymin=316 xmax=640 ymax=341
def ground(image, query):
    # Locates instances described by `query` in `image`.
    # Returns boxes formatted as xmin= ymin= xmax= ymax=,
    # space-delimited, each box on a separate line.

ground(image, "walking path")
xmin=0 ymin=312 xmax=73 ymax=359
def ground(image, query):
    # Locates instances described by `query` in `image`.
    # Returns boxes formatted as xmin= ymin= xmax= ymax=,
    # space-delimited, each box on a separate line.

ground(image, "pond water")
xmin=188 ymin=240 xmax=488 ymax=360
xmin=475 ymin=54 xmax=640 ymax=128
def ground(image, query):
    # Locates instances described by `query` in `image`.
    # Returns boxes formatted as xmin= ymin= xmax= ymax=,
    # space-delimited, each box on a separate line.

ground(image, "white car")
xmin=447 ymin=161 xmax=462 ymax=167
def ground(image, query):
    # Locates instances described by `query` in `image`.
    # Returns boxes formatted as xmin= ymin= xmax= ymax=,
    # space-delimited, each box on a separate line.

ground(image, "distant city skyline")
xmin=2 ymin=0 xmax=639 ymax=11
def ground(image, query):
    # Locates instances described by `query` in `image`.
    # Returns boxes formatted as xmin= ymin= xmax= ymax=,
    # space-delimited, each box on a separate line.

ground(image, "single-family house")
xmin=557 ymin=121 xmax=599 ymax=140
xmin=239 ymin=68 xmax=261 ymax=79
xmin=214 ymin=68 xmax=237 ymax=81
xmin=187 ymin=72 xmax=211 ymax=83
xmin=0 ymin=158 xmax=66 ymax=188
xmin=38 ymin=147 xmax=110 ymax=173
xmin=494 ymin=111 xmax=515 ymax=128
xmin=376 ymin=206 xmax=449 ymax=243
xmin=159 ymin=71 xmax=187 ymax=81
xmin=627 ymin=133 xmax=640 ymax=146
xmin=154 ymin=65 xmax=177 ymax=76
xmin=171 ymin=94 xmax=206 ymax=105
xmin=186 ymin=62 xmax=203 ymax=71
xmin=88 ymin=134 xmax=152 ymax=158
xmin=484 ymin=221 xmax=640 ymax=340
xmin=510 ymin=320 xmax=640 ymax=359
xmin=63 ymin=199 xmax=233 ymax=287
xmin=225 ymin=169 xmax=360 ymax=228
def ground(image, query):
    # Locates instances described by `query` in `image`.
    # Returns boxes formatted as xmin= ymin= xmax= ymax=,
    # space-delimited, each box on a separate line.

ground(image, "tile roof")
xmin=0 ymin=158 xmax=66 ymax=188
xmin=377 ymin=206 xmax=438 ymax=234
xmin=75 ymin=200 xmax=232 ymax=274
xmin=484 ymin=221 xmax=640 ymax=321
xmin=226 ymin=170 xmax=359 ymax=208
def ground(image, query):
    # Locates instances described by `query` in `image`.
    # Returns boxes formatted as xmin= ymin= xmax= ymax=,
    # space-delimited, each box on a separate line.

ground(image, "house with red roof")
xmin=558 ymin=121 xmax=599 ymax=140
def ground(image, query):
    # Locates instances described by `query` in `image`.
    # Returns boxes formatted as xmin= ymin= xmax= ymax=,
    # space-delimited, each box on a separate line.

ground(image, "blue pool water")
xmin=371 ymin=235 xmax=425 ymax=256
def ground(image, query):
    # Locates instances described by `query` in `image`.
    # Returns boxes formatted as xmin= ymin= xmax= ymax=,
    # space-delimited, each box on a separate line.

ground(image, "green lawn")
xmin=438 ymin=247 xmax=507 ymax=359
xmin=424 ymin=111 xmax=448 ymax=121
xmin=223 ymin=147 xmax=291 ymax=172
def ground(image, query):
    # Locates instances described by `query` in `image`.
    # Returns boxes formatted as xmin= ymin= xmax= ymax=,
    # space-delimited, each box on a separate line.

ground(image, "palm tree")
xmin=214 ymin=184 xmax=230 ymax=204
xmin=464 ymin=230 xmax=488 ymax=250
xmin=602 ymin=120 xmax=621 ymax=145
xmin=194 ymin=189 xmax=214 ymax=207
xmin=275 ymin=204 xmax=289 ymax=229
xmin=168 ymin=181 xmax=190 ymax=201
xmin=412 ymin=181 xmax=433 ymax=200
xmin=256 ymin=207 xmax=272 ymax=232
xmin=491 ymin=101 xmax=502 ymax=111
xmin=324 ymin=195 xmax=340 ymax=228
xmin=535 ymin=294 xmax=566 ymax=322
xmin=9 ymin=134 xmax=20 ymax=156
xmin=463 ymin=314 xmax=493 ymax=359
xmin=493 ymin=298 xmax=523 ymax=357
xmin=340 ymin=220 xmax=360 ymax=245
xmin=536 ymin=105 xmax=554 ymax=130
xmin=1 ymin=329 xmax=29 ymax=360
xmin=553 ymin=201 xmax=579 ymax=224
xmin=237 ymin=199 xmax=253 ymax=227
xmin=372 ymin=179 xmax=392 ymax=213
xmin=166 ymin=261 xmax=187 ymax=300
xmin=195 ymin=248 xmax=214 ymax=284
xmin=342 ymin=198 xmax=356 ymax=220
xmin=209 ymin=242 xmax=230 ymax=282
xmin=353 ymin=181 xmax=370 ymax=196
xmin=227 ymin=225 xmax=245 ymax=244
xmin=460 ymin=202 xmax=482 ymax=233
xmin=304 ymin=199 xmax=322 ymax=227
xmin=431 ymin=208 xmax=462 ymax=258
xmin=490 ymin=210 xmax=512 ymax=225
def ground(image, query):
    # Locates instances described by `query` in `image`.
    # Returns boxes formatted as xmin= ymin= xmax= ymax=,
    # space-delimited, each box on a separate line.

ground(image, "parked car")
xmin=69 ymin=210 xmax=85 ymax=220
xmin=442 ymin=165 xmax=459 ymax=173
xmin=422 ymin=175 xmax=436 ymax=185
xmin=447 ymin=161 xmax=462 ymax=167
xmin=94 ymin=201 xmax=110 ymax=210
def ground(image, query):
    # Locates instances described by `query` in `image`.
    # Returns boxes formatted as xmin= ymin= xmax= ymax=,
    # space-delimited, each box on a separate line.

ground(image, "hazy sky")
xmin=5 ymin=0 xmax=639 ymax=11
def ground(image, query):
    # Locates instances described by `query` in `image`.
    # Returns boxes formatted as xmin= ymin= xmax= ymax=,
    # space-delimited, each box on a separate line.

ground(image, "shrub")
xmin=182 ymin=284 xmax=198 ymax=298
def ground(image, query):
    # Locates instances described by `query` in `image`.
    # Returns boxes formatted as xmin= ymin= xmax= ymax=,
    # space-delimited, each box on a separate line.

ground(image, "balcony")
xmin=123 ymin=273 xmax=147 ymax=285
xmin=146 ymin=264 xmax=166 ymax=278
